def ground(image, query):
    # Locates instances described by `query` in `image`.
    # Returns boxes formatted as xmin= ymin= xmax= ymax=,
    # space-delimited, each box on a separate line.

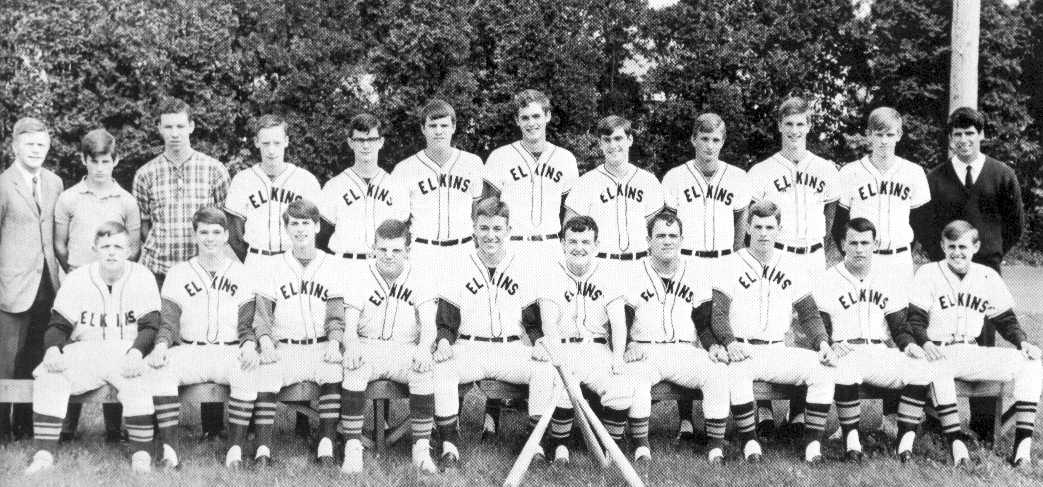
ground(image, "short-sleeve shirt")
xmin=133 ymin=150 xmax=230 ymax=274
xmin=162 ymin=257 xmax=255 ymax=343
xmin=714 ymin=248 xmax=811 ymax=341
xmin=748 ymin=152 xmax=840 ymax=246
xmin=814 ymin=263 xmax=907 ymax=342
xmin=437 ymin=251 xmax=537 ymax=339
xmin=622 ymin=258 xmax=712 ymax=343
xmin=55 ymin=180 xmax=141 ymax=269
xmin=391 ymin=149 xmax=484 ymax=242
xmin=320 ymin=168 xmax=410 ymax=254
xmin=53 ymin=261 xmax=161 ymax=343
xmin=343 ymin=263 xmax=436 ymax=343
xmin=255 ymin=252 xmax=345 ymax=341
xmin=837 ymin=157 xmax=930 ymax=250
xmin=226 ymin=164 xmax=322 ymax=253
xmin=539 ymin=260 xmax=625 ymax=339
xmin=662 ymin=160 xmax=752 ymax=252
xmin=909 ymin=261 xmax=1015 ymax=342
xmin=484 ymin=142 xmax=579 ymax=237
xmin=564 ymin=164 xmax=665 ymax=254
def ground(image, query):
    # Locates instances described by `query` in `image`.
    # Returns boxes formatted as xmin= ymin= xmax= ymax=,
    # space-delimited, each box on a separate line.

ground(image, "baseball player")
xmin=319 ymin=113 xmax=409 ymax=276
xmin=621 ymin=211 xmax=731 ymax=465
xmin=251 ymin=199 xmax=344 ymax=467
xmin=431 ymin=196 xmax=558 ymax=469
xmin=814 ymin=217 xmax=931 ymax=462
xmin=530 ymin=215 xmax=634 ymax=463
xmin=226 ymin=114 xmax=322 ymax=265
xmin=145 ymin=207 xmax=260 ymax=470
xmin=747 ymin=96 xmax=840 ymax=433
xmin=831 ymin=107 xmax=930 ymax=286
xmin=339 ymin=219 xmax=438 ymax=474
xmin=25 ymin=222 xmax=160 ymax=474
xmin=906 ymin=220 xmax=1041 ymax=466
xmin=564 ymin=115 xmax=665 ymax=273
xmin=661 ymin=112 xmax=752 ymax=439
xmin=390 ymin=99 xmax=484 ymax=277
xmin=712 ymin=200 xmax=836 ymax=463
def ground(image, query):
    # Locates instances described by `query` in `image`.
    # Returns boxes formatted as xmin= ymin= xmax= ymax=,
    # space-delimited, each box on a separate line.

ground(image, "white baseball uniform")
xmin=909 ymin=262 xmax=1041 ymax=406
xmin=484 ymin=141 xmax=579 ymax=263
xmin=391 ymin=149 xmax=484 ymax=275
xmin=225 ymin=164 xmax=322 ymax=262
xmin=32 ymin=262 xmax=160 ymax=419
xmin=714 ymin=248 xmax=834 ymax=404
xmin=320 ymin=167 xmax=410 ymax=273
xmin=662 ymin=160 xmax=751 ymax=278
xmin=837 ymin=157 xmax=930 ymax=285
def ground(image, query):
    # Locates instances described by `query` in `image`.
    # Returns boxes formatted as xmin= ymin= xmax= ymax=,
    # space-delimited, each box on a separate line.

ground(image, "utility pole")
xmin=950 ymin=0 xmax=980 ymax=113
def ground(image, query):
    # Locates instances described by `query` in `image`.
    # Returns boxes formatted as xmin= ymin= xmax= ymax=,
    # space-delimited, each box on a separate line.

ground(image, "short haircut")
xmin=253 ymin=114 xmax=287 ymax=136
xmin=282 ymin=198 xmax=321 ymax=224
xmin=947 ymin=107 xmax=986 ymax=133
xmin=646 ymin=209 xmax=683 ymax=237
xmin=513 ymin=89 xmax=551 ymax=115
xmin=420 ymin=98 xmax=456 ymax=124
xmin=843 ymin=217 xmax=877 ymax=240
xmin=155 ymin=97 xmax=192 ymax=122
xmin=375 ymin=219 xmax=412 ymax=246
xmin=691 ymin=112 xmax=726 ymax=138
xmin=747 ymin=200 xmax=781 ymax=224
xmin=94 ymin=220 xmax=129 ymax=244
xmin=777 ymin=96 xmax=811 ymax=122
xmin=941 ymin=219 xmax=980 ymax=244
xmin=192 ymin=206 xmax=229 ymax=231
xmin=867 ymin=107 xmax=902 ymax=132
xmin=472 ymin=196 xmax=510 ymax=221
xmin=12 ymin=117 xmax=49 ymax=139
xmin=80 ymin=129 xmax=116 ymax=158
xmin=561 ymin=215 xmax=599 ymax=241
xmin=349 ymin=113 xmax=382 ymax=136
xmin=597 ymin=115 xmax=632 ymax=137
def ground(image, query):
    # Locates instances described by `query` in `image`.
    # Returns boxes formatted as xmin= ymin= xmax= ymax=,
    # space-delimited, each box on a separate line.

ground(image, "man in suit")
xmin=0 ymin=117 xmax=63 ymax=443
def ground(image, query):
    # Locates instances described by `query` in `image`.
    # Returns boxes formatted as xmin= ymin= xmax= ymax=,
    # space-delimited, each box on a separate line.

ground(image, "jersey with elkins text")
xmin=391 ymin=148 xmax=483 ymax=242
xmin=663 ymin=160 xmax=752 ymax=252
xmin=837 ymin=156 xmax=930 ymax=250
xmin=623 ymin=258 xmax=711 ymax=343
xmin=226 ymin=164 xmax=322 ymax=252
xmin=484 ymin=141 xmax=579 ymax=237
xmin=749 ymin=152 xmax=840 ymax=246
xmin=564 ymin=164 xmax=665 ymax=254
xmin=53 ymin=261 xmax=161 ymax=342
xmin=254 ymin=252 xmax=345 ymax=341
xmin=344 ymin=262 xmax=436 ymax=343
xmin=714 ymin=248 xmax=811 ymax=342
xmin=162 ymin=257 xmax=255 ymax=344
xmin=814 ymin=263 xmax=907 ymax=342
xmin=320 ymin=168 xmax=410 ymax=254
xmin=909 ymin=261 xmax=1014 ymax=342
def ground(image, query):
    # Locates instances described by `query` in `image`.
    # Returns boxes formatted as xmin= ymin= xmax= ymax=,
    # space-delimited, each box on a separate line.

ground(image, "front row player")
xmin=252 ymin=199 xmax=345 ymax=467
xmin=26 ymin=222 xmax=161 ymax=474
xmin=340 ymin=219 xmax=438 ymax=474
xmin=907 ymin=220 xmax=1041 ymax=466
xmin=814 ymin=217 xmax=931 ymax=462
xmin=146 ymin=207 xmax=260 ymax=469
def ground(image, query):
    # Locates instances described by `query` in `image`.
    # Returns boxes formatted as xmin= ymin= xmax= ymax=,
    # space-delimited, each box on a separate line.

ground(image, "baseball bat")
xmin=503 ymin=387 xmax=560 ymax=487
xmin=568 ymin=386 xmax=609 ymax=467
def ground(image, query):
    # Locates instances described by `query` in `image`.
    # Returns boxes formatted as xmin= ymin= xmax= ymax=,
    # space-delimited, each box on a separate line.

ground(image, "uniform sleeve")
xmin=709 ymin=289 xmax=735 ymax=346
xmin=884 ymin=278 xmax=909 ymax=315
xmin=483 ymin=149 xmax=506 ymax=192
xmin=563 ymin=179 xmax=588 ymax=215
xmin=731 ymin=169 xmax=753 ymax=210
xmin=820 ymin=159 xmax=841 ymax=203
xmin=253 ymin=258 xmax=277 ymax=301
xmin=160 ymin=266 xmax=183 ymax=305
xmin=907 ymin=265 xmax=934 ymax=310
xmin=436 ymin=299 xmax=461 ymax=344
xmin=139 ymin=267 xmax=162 ymax=314
xmin=157 ymin=298 xmax=182 ymax=346
xmin=132 ymin=169 xmax=152 ymax=222
xmin=51 ymin=275 xmax=79 ymax=324
xmin=985 ymin=269 xmax=1015 ymax=318
xmin=747 ymin=163 xmax=769 ymax=202
xmin=122 ymin=192 xmax=142 ymax=234
xmin=325 ymin=297 xmax=345 ymax=344
xmin=468 ymin=155 xmax=484 ymax=199
xmin=835 ymin=166 xmax=855 ymax=209
xmin=794 ymin=295 xmax=828 ymax=346
xmin=560 ymin=152 xmax=579 ymax=194
xmin=643 ymin=176 xmax=666 ymax=217
xmin=238 ymin=299 xmax=257 ymax=344
xmin=224 ymin=174 xmax=248 ymax=218
xmin=318 ymin=182 xmax=339 ymax=225
xmin=53 ymin=191 xmax=73 ymax=225
xmin=305 ymin=172 xmax=323 ymax=207
xmin=909 ymin=164 xmax=931 ymax=209
xmin=390 ymin=179 xmax=411 ymax=221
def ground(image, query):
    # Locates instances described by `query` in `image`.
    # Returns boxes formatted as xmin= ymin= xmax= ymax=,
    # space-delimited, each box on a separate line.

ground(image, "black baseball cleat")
xmin=295 ymin=413 xmax=311 ymax=439
xmin=198 ymin=430 xmax=226 ymax=442
xmin=845 ymin=449 xmax=864 ymax=464
xmin=317 ymin=455 xmax=336 ymax=467
xmin=898 ymin=451 xmax=913 ymax=463
xmin=756 ymin=420 xmax=777 ymax=440
xmin=159 ymin=457 xmax=182 ymax=472
xmin=106 ymin=429 xmax=128 ymax=443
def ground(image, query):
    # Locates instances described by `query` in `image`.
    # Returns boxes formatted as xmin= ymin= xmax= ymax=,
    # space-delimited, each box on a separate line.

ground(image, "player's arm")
xmin=323 ymin=297 xmax=346 ymax=362
xmin=793 ymin=294 xmax=834 ymax=364
xmin=147 ymin=298 xmax=182 ymax=368
xmin=54 ymin=215 xmax=72 ymax=273
xmin=534 ymin=298 xmax=562 ymax=362
xmin=711 ymin=289 xmax=743 ymax=363
xmin=416 ymin=300 xmax=437 ymax=350
xmin=522 ymin=302 xmax=544 ymax=344
xmin=692 ymin=299 xmax=715 ymax=350
xmin=904 ymin=304 xmax=931 ymax=347
xmin=822 ymin=201 xmax=839 ymax=261
xmin=130 ymin=310 xmax=161 ymax=356
xmin=1001 ymin=173 xmax=1025 ymax=255
xmin=226 ymin=211 xmax=248 ymax=262
xmin=607 ymin=299 xmax=627 ymax=371
xmin=990 ymin=308 xmax=1029 ymax=349
xmin=732 ymin=207 xmax=749 ymax=251
xmin=253 ymin=294 xmax=279 ymax=363
xmin=235 ymin=299 xmax=260 ymax=369
xmin=343 ymin=305 xmax=363 ymax=369
xmin=830 ymin=204 xmax=851 ymax=250
xmin=884 ymin=308 xmax=916 ymax=350
xmin=433 ymin=298 xmax=461 ymax=362
xmin=132 ymin=172 xmax=152 ymax=252
xmin=40 ymin=311 xmax=76 ymax=372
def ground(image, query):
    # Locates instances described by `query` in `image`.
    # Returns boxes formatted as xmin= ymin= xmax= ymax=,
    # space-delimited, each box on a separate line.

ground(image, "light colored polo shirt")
xmin=55 ymin=180 xmax=141 ymax=268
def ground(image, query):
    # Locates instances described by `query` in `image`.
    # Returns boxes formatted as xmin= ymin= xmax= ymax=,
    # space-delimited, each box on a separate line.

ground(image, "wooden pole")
xmin=950 ymin=0 xmax=981 ymax=113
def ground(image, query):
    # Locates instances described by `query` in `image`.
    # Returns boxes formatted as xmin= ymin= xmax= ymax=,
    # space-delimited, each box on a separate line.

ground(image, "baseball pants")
xmin=832 ymin=343 xmax=931 ymax=438
xmin=543 ymin=342 xmax=634 ymax=449
xmin=341 ymin=340 xmax=435 ymax=444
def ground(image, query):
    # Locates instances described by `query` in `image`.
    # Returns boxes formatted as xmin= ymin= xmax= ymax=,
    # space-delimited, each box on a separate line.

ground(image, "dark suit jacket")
xmin=0 ymin=165 xmax=62 ymax=313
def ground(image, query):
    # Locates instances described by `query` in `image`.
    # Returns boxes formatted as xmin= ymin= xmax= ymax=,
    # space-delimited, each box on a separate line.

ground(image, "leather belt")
xmin=734 ymin=337 xmax=783 ymax=345
xmin=560 ymin=337 xmax=608 ymax=344
xmin=414 ymin=236 xmax=473 ymax=247
xmin=634 ymin=339 xmax=691 ymax=344
xmin=596 ymin=251 xmax=647 ymax=261
xmin=932 ymin=337 xmax=977 ymax=346
xmin=839 ymin=338 xmax=885 ymax=345
xmin=339 ymin=252 xmax=369 ymax=259
xmin=874 ymin=246 xmax=909 ymax=255
xmin=278 ymin=337 xmax=329 ymax=345
xmin=458 ymin=334 xmax=520 ymax=343
xmin=774 ymin=243 xmax=823 ymax=255
xmin=681 ymin=249 xmax=733 ymax=258
xmin=510 ymin=234 xmax=559 ymax=242
xmin=249 ymin=247 xmax=284 ymax=256
xmin=181 ymin=339 xmax=238 ymax=346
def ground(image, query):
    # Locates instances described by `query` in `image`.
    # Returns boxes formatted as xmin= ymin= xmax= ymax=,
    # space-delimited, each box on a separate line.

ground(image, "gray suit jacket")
xmin=0 ymin=165 xmax=62 ymax=313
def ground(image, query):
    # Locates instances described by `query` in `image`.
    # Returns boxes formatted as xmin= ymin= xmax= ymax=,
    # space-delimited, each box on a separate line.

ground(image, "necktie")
xmin=31 ymin=176 xmax=41 ymax=212
xmin=964 ymin=165 xmax=973 ymax=189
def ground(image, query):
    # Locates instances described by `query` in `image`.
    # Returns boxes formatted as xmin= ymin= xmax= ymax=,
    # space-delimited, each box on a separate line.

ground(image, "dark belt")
xmin=681 ymin=249 xmax=733 ymax=258
xmin=510 ymin=233 xmax=559 ymax=242
xmin=932 ymin=338 xmax=977 ymax=346
xmin=774 ymin=243 xmax=823 ymax=255
xmin=874 ymin=246 xmax=909 ymax=256
xmin=249 ymin=247 xmax=284 ymax=256
xmin=339 ymin=252 xmax=369 ymax=259
xmin=839 ymin=338 xmax=885 ymax=345
xmin=181 ymin=339 xmax=238 ymax=346
xmin=278 ymin=337 xmax=329 ymax=345
xmin=634 ymin=339 xmax=691 ymax=344
xmin=560 ymin=337 xmax=608 ymax=344
xmin=458 ymin=334 xmax=520 ymax=343
xmin=734 ymin=337 xmax=783 ymax=345
xmin=596 ymin=251 xmax=647 ymax=261
xmin=414 ymin=236 xmax=473 ymax=247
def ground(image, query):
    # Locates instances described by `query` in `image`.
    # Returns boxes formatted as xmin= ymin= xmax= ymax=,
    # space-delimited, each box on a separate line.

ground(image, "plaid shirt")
xmin=133 ymin=150 xmax=230 ymax=274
